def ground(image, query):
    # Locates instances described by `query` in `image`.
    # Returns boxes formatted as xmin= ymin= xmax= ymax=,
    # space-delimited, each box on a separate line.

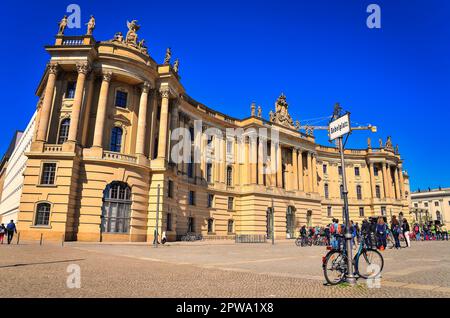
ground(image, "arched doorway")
xmin=286 ymin=206 xmax=296 ymax=239
xmin=101 ymin=181 xmax=132 ymax=233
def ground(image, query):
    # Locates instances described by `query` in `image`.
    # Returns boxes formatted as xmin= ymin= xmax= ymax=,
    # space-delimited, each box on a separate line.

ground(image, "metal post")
xmin=40 ymin=233 xmax=43 ymax=246
xmin=271 ymin=199 xmax=275 ymax=245
xmin=16 ymin=232 xmax=20 ymax=245
xmin=338 ymin=137 xmax=356 ymax=285
xmin=154 ymin=184 xmax=160 ymax=248
xmin=62 ymin=234 xmax=65 ymax=247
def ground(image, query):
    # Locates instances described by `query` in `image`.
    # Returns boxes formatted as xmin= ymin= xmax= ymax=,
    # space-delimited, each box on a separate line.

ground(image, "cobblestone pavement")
xmin=0 ymin=240 xmax=449 ymax=297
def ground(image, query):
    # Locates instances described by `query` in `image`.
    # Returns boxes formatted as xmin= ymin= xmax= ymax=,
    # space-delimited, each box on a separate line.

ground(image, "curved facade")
xmin=17 ymin=21 xmax=411 ymax=242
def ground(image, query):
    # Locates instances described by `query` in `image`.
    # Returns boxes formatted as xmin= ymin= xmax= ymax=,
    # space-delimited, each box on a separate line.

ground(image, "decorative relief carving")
xmin=141 ymin=81 xmax=151 ymax=94
xmin=108 ymin=20 xmax=148 ymax=56
xmin=76 ymin=62 xmax=91 ymax=75
xmin=269 ymin=93 xmax=296 ymax=129
xmin=48 ymin=63 xmax=59 ymax=75
xmin=102 ymin=71 xmax=113 ymax=82
xmin=159 ymin=86 xmax=170 ymax=99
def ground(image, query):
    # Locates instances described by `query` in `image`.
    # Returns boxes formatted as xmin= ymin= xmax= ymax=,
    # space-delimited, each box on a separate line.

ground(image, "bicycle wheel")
xmin=308 ymin=238 xmax=313 ymax=246
xmin=295 ymin=238 xmax=302 ymax=246
xmin=323 ymin=250 xmax=347 ymax=285
xmin=356 ymin=249 xmax=384 ymax=279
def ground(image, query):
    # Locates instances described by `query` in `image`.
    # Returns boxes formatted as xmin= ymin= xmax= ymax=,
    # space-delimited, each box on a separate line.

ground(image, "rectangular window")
xmin=188 ymin=217 xmax=195 ymax=233
xmin=381 ymin=206 xmax=386 ymax=216
xmin=414 ymin=203 xmax=418 ymax=208
xmin=338 ymin=166 xmax=342 ymax=176
xmin=207 ymin=219 xmax=214 ymax=234
xmin=35 ymin=203 xmax=51 ymax=226
xmin=115 ymin=91 xmax=128 ymax=108
xmin=359 ymin=207 xmax=365 ymax=217
xmin=228 ymin=219 xmax=234 ymax=234
xmin=375 ymin=185 xmax=381 ymax=199
xmin=354 ymin=167 xmax=360 ymax=177
xmin=323 ymin=164 xmax=327 ymax=174
xmin=40 ymin=163 xmax=57 ymax=185
xmin=324 ymin=184 xmax=329 ymax=199
xmin=228 ymin=197 xmax=234 ymax=210
xmin=435 ymin=201 xmax=439 ymax=207
xmin=206 ymin=163 xmax=213 ymax=183
xmin=327 ymin=206 xmax=332 ymax=217
xmin=226 ymin=166 xmax=233 ymax=186
xmin=356 ymin=186 xmax=362 ymax=200
xmin=227 ymin=140 xmax=233 ymax=155
xmin=424 ymin=202 xmax=428 ymax=207
xmin=166 ymin=213 xmax=172 ymax=231
xmin=207 ymin=194 xmax=214 ymax=208
xmin=66 ymin=81 xmax=76 ymax=99
xmin=168 ymin=180 xmax=174 ymax=198
xmin=374 ymin=166 xmax=379 ymax=177
xmin=189 ymin=127 xmax=195 ymax=142
xmin=189 ymin=191 xmax=196 ymax=206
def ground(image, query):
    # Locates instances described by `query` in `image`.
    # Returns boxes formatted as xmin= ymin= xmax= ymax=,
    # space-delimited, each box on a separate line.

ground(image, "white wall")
xmin=0 ymin=112 xmax=36 ymax=224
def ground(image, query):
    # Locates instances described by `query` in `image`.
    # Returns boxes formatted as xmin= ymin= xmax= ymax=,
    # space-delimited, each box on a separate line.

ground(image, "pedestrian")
xmin=6 ymin=220 xmax=17 ymax=245
xmin=361 ymin=219 xmax=372 ymax=248
xmin=0 ymin=223 xmax=6 ymax=244
xmin=391 ymin=216 xmax=401 ymax=249
xmin=441 ymin=225 xmax=448 ymax=241
xmin=402 ymin=219 xmax=411 ymax=248
xmin=413 ymin=223 xmax=421 ymax=241
xmin=161 ymin=231 xmax=167 ymax=245
xmin=376 ymin=217 xmax=387 ymax=250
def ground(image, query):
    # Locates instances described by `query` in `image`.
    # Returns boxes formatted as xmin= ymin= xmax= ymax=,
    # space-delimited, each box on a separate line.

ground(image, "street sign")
xmin=329 ymin=113 xmax=351 ymax=141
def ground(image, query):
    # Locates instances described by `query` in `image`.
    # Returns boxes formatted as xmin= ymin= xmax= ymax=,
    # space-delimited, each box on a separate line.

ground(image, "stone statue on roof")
xmin=58 ymin=15 xmax=68 ymax=35
xmin=173 ymin=58 xmax=180 ymax=73
xmin=164 ymin=48 xmax=172 ymax=65
xmin=269 ymin=93 xmax=295 ymax=129
xmin=126 ymin=20 xmax=140 ymax=45
xmin=86 ymin=15 xmax=95 ymax=35
xmin=385 ymin=136 xmax=393 ymax=150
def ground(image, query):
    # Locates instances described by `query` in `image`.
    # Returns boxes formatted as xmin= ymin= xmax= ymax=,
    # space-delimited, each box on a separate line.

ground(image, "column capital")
xmin=47 ymin=62 xmax=59 ymax=75
xmin=76 ymin=61 xmax=91 ymax=75
xmin=141 ymin=81 xmax=152 ymax=93
xmin=159 ymin=86 xmax=171 ymax=98
xmin=102 ymin=71 xmax=113 ymax=82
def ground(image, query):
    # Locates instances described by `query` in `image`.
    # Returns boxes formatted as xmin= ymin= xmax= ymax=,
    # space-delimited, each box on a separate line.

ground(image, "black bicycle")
xmin=322 ymin=234 xmax=384 ymax=285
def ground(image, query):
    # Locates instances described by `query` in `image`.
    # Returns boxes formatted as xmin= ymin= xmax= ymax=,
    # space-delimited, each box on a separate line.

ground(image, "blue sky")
xmin=0 ymin=0 xmax=449 ymax=191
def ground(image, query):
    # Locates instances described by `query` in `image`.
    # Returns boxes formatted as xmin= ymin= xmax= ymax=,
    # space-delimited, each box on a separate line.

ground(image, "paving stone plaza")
xmin=0 ymin=240 xmax=449 ymax=298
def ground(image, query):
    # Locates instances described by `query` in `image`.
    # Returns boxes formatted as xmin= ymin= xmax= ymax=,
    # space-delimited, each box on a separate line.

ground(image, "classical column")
xmin=257 ymin=138 xmax=264 ymax=185
xmin=394 ymin=166 xmax=401 ymax=199
xmin=369 ymin=163 xmax=376 ymax=199
xmin=244 ymin=137 xmax=250 ymax=184
xmin=312 ymin=153 xmax=318 ymax=192
xmin=398 ymin=164 xmax=405 ymax=199
xmin=135 ymin=82 xmax=151 ymax=156
xmin=292 ymin=148 xmax=299 ymax=191
xmin=307 ymin=152 xmax=313 ymax=192
xmin=276 ymin=143 xmax=283 ymax=187
xmin=92 ymin=72 xmax=112 ymax=148
xmin=386 ymin=164 xmax=393 ymax=198
xmin=157 ymin=86 xmax=170 ymax=160
xmin=67 ymin=62 xmax=90 ymax=143
xmin=36 ymin=63 xmax=59 ymax=142
xmin=250 ymin=136 xmax=258 ymax=184
xmin=297 ymin=149 xmax=304 ymax=191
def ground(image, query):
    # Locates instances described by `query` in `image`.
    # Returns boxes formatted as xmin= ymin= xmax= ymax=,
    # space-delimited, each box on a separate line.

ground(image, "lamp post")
xmin=154 ymin=184 xmax=161 ymax=248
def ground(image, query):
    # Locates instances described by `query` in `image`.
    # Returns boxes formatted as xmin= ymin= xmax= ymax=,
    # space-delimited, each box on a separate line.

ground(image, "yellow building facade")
xmin=16 ymin=19 xmax=411 ymax=242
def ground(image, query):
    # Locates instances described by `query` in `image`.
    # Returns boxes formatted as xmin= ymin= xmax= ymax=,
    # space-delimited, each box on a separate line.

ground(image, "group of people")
xmin=411 ymin=222 xmax=448 ymax=241
xmin=299 ymin=216 xmax=449 ymax=251
xmin=0 ymin=220 xmax=17 ymax=245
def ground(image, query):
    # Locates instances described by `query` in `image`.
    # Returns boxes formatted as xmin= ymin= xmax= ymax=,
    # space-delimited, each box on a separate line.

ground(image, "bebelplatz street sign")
xmin=329 ymin=113 xmax=351 ymax=141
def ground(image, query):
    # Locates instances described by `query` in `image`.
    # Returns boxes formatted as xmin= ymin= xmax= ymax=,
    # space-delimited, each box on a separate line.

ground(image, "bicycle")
xmin=322 ymin=234 xmax=384 ymax=285
xmin=295 ymin=236 xmax=312 ymax=247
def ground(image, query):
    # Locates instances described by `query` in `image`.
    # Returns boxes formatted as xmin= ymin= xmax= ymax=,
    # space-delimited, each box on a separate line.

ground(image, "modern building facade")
xmin=411 ymin=188 xmax=450 ymax=226
xmin=13 ymin=18 xmax=411 ymax=242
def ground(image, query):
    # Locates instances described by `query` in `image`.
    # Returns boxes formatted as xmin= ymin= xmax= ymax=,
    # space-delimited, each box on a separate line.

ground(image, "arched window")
xmin=324 ymin=183 xmax=329 ymax=199
xmin=102 ymin=182 xmax=131 ymax=233
xmin=57 ymin=118 xmax=70 ymax=144
xmin=356 ymin=185 xmax=362 ymax=200
xmin=226 ymin=166 xmax=233 ymax=186
xmin=35 ymin=203 xmax=51 ymax=226
xmin=110 ymin=127 xmax=123 ymax=152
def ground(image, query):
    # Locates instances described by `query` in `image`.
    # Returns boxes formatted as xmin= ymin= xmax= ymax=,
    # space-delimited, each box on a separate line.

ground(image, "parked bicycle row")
xmin=296 ymin=216 xmax=449 ymax=250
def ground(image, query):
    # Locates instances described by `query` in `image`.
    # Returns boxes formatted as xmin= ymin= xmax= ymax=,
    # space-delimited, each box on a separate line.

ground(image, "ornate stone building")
xmin=14 ymin=18 xmax=411 ymax=242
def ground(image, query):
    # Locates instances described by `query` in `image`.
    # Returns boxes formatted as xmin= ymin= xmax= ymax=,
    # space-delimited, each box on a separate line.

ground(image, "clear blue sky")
xmin=0 ymin=0 xmax=449 ymax=191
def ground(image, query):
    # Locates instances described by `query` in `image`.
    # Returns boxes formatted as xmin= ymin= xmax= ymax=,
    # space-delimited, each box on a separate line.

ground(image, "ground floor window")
xmin=207 ymin=218 xmax=214 ymax=233
xmin=306 ymin=210 xmax=313 ymax=227
xmin=228 ymin=219 xmax=234 ymax=234
xmin=188 ymin=217 xmax=195 ymax=233
xmin=266 ymin=208 xmax=274 ymax=239
xmin=102 ymin=182 xmax=132 ymax=233
xmin=286 ymin=206 xmax=296 ymax=239
xmin=35 ymin=203 xmax=51 ymax=226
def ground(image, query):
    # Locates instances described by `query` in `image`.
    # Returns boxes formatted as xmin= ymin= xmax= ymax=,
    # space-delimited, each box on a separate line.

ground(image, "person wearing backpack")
xmin=361 ymin=219 xmax=371 ymax=248
xmin=6 ymin=220 xmax=17 ymax=245
xmin=0 ymin=223 xmax=6 ymax=244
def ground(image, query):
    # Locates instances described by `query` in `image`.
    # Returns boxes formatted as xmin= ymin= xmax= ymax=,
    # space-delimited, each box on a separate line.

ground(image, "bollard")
xmin=16 ymin=232 xmax=20 ymax=245
xmin=40 ymin=233 xmax=43 ymax=246
xmin=62 ymin=234 xmax=64 ymax=247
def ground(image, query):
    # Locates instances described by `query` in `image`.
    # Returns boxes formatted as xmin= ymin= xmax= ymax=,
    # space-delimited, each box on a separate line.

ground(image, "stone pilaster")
xmin=136 ymin=82 xmax=151 ymax=156
xmin=297 ymin=149 xmax=304 ymax=191
xmin=292 ymin=148 xmax=299 ymax=191
xmin=157 ymin=86 xmax=170 ymax=160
